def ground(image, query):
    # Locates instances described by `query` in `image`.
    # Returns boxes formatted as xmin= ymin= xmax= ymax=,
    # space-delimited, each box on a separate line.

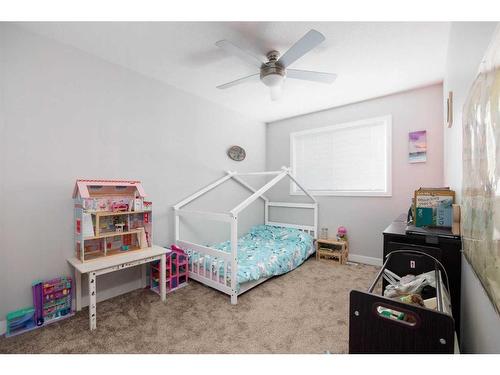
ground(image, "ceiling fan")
xmin=215 ymin=29 xmax=337 ymax=101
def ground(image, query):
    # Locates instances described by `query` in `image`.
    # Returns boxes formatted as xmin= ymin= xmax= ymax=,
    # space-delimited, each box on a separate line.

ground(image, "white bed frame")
xmin=173 ymin=166 xmax=318 ymax=304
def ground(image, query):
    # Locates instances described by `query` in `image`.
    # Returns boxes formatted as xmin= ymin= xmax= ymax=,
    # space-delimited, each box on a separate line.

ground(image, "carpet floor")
xmin=0 ymin=258 xmax=379 ymax=354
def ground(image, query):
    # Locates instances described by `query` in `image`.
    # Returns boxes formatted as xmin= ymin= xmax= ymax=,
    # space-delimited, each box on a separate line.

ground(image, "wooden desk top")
xmin=67 ymin=245 xmax=170 ymax=274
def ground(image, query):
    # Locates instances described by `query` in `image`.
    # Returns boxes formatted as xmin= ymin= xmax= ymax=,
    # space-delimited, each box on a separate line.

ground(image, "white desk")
xmin=67 ymin=245 xmax=170 ymax=331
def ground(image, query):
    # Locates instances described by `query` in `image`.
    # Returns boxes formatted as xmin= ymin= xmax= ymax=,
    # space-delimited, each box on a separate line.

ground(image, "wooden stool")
xmin=316 ymin=238 xmax=349 ymax=265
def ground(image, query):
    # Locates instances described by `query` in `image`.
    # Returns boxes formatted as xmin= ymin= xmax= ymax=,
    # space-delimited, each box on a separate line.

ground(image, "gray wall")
xmin=443 ymin=21 xmax=500 ymax=353
xmin=266 ymin=84 xmax=444 ymax=263
xmin=0 ymin=24 xmax=266 ymax=322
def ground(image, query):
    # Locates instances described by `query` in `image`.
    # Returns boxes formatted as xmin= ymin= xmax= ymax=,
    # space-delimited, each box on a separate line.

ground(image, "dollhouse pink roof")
xmin=72 ymin=179 xmax=147 ymax=199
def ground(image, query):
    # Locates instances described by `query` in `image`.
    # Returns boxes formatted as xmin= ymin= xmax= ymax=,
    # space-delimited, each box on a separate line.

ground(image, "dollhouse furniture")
xmin=73 ymin=179 xmax=153 ymax=262
xmin=316 ymin=238 xmax=349 ymax=264
xmin=150 ymin=245 xmax=188 ymax=294
xmin=67 ymin=245 xmax=170 ymax=331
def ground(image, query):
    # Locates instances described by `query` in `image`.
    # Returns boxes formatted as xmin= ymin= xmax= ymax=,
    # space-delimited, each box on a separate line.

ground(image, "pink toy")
xmin=150 ymin=245 xmax=188 ymax=294
xmin=111 ymin=201 xmax=129 ymax=212
xmin=337 ymin=226 xmax=348 ymax=241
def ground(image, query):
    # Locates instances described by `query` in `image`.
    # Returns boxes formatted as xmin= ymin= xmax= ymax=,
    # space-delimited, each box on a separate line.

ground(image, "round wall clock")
xmin=227 ymin=145 xmax=246 ymax=161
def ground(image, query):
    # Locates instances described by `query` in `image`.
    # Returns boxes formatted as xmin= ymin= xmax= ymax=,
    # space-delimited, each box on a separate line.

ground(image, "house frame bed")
xmin=173 ymin=166 xmax=318 ymax=304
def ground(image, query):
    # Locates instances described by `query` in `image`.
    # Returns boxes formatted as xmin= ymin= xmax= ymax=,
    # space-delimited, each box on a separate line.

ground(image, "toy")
xmin=111 ymin=201 xmax=129 ymax=212
xmin=73 ymin=180 xmax=153 ymax=261
xmin=133 ymin=198 xmax=143 ymax=211
xmin=6 ymin=307 xmax=36 ymax=337
xmin=97 ymin=199 xmax=109 ymax=211
xmin=336 ymin=226 xmax=347 ymax=241
xmin=150 ymin=245 xmax=188 ymax=294
xmin=33 ymin=277 xmax=73 ymax=323
xmin=5 ymin=276 xmax=74 ymax=338
xmin=377 ymin=306 xmax=405 ymax=321
xmin=32 ymin=282 xmax=44 ymax=326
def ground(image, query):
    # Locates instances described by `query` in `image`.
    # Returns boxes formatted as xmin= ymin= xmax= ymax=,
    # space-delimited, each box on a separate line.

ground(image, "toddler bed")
xmin=186 ymin=224 xmax=314 ymax=290
xmin=173 ymin=167 xmax=318 ymax=304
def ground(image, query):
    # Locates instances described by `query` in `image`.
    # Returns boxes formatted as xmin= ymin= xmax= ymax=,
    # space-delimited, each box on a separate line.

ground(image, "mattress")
xmin=187 ymin=224 xmax=314 ymax=286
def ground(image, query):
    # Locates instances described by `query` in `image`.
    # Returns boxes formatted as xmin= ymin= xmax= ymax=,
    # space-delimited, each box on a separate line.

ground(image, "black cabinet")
xmin=383 ymin=215 xmax=462 ymax=340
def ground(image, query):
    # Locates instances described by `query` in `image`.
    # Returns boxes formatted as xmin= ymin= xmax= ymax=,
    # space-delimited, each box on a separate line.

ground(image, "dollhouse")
xmin=73 ymin=179 xmax=153 ymax=262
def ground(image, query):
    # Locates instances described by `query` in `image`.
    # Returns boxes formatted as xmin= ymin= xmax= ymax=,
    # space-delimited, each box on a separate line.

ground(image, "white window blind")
xmin=290 ymin=115 xmax=392 ymax=196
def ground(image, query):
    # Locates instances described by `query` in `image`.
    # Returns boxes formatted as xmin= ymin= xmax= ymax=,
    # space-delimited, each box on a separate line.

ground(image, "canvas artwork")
xmin=409 ymin=130 xmax=427 ymax=163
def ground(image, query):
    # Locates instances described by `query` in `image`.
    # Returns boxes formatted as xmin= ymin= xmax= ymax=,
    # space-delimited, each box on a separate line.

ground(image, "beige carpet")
xmin=0 ymin=258 xmax=378 ymax=354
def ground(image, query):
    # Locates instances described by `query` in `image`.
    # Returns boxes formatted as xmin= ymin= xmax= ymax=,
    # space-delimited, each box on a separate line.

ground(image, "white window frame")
xmin=290 ymin=115 xmax=392 ymax=197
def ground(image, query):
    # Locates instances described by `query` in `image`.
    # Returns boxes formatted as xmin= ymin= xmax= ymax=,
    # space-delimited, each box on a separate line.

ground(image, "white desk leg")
xmin=141 ymin=264 xmax=147 ymax=288
xmin=75 ymin=269 xmax=82 ymax=312
xmin=89 ymin=271 xmax=97 ymax=331
xmin=160 ymin=254 xmax=167 ymax=303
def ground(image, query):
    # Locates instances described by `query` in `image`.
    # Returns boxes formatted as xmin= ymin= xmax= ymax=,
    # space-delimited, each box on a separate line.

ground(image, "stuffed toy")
xmin=336 ymin=226 xmax=347 ymax=241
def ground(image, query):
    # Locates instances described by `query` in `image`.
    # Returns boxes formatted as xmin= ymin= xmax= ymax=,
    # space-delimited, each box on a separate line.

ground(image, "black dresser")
xmin=383 ymin=214 xmax=462 ymax=340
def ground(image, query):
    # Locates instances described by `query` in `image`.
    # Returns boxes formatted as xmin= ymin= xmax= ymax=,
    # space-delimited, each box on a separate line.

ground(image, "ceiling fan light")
xmin=261 ymin=73 xmax=284 ymax=88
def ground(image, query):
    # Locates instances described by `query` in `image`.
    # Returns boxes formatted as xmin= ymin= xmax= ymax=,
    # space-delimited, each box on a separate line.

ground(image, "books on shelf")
xmin=414 ymin=187 xmax=455 ymax=228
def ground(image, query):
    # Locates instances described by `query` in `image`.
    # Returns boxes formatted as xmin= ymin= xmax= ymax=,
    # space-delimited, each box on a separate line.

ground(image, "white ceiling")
xmin=17 ymin=22 xmax=450 ymax=123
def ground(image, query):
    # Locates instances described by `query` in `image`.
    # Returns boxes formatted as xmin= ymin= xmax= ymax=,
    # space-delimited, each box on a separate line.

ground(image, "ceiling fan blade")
xmin=215 ymin=40 xmax=264 ymax=68
xmin=216 ymin=73 xmax=260 ymax=89
xmin=287 ymin=69 xmax=337 ymax=84
xmin=277 ymin=29 xmax=325 ymax=68
xmin=270 ymin=85 xmax=282 ymax=101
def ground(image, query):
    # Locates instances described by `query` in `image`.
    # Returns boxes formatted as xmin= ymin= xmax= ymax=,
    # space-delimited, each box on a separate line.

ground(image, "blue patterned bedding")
xmin=187 ymin=225 xmax=314 ymax=286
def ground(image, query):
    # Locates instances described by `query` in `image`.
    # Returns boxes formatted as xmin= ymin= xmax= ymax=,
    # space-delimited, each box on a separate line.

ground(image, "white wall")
xmin=461 ymin=256 xmax=500 ymax=353
xmin=266 ymin=84 xmax=444 ymax=263
xmin=0 ymin=24 xmax=266 ymax=320
xmin=443 ymin=21 xmax=500 ymax=353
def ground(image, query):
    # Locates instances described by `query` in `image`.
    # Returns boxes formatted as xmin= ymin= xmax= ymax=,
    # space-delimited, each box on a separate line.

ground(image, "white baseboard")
xmin=348 ymin=253 xmax=383 ymax=266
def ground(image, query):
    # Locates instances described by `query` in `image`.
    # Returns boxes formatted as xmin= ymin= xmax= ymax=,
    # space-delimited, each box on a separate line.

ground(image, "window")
xmin=290 ymin=115 xmax=392 ymax=196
